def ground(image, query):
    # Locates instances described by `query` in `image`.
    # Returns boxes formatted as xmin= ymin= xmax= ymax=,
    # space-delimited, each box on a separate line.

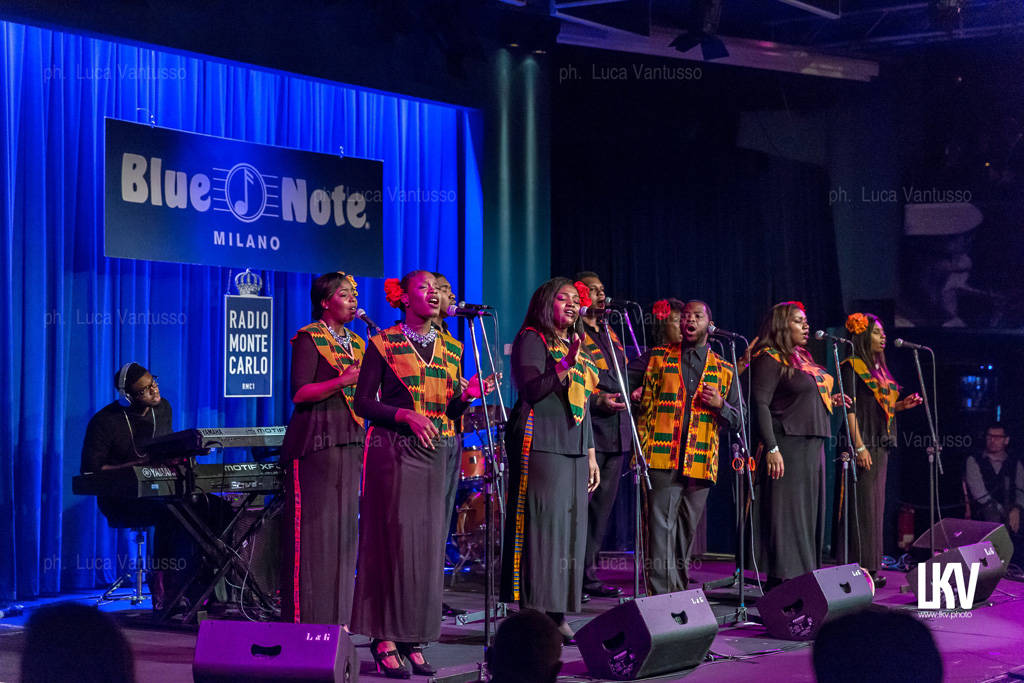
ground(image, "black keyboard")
xmin=138 ymin=426 xmax=286 ymax=461
xmin=73 ymin=462 xmax=283 ymax=499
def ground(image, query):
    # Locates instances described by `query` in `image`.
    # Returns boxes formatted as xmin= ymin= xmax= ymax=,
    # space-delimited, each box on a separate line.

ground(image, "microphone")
xmin=356 ymin=308 xmax=379 ymax=332
xmin=604 ymin=298 xmax=636 ymax=310
xmin=456 ymin=301 xmax=494 ymax=310
xmin=447 ymin=303 xmax=494 ymax=317
xmin=814 ymin=330 xmax=852 ymax=345
xmin=708 ymin=323 xmax=744 ymax=340
xmin=894 ymin=338 xmax=931 ymax=351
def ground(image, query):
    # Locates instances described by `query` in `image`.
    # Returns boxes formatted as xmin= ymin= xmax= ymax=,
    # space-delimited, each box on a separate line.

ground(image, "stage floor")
xmin=1 ymin=558 xmax=1023 ymax=682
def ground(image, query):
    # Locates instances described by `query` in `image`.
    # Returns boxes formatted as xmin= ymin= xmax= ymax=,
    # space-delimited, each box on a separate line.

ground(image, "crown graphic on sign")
xmin=234 ymin=268 xmax=263 ymax=296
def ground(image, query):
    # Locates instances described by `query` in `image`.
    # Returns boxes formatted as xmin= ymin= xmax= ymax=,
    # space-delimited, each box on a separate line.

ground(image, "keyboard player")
xmin=79 ymin=362 xmax=223 ymax=612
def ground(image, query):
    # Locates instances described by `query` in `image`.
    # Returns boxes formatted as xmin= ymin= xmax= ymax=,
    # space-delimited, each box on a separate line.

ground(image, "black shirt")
xmin=80 ymin=399 xmax=172 ymax=473
xmin=582 ymin=320 xmax=633 ymax=453
xmin=751 ymin=353 xmax=831 ymax=450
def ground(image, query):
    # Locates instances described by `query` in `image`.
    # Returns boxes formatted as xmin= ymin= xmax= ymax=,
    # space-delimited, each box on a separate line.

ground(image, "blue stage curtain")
xmin=0 ymin=19 xmax=483 ymax=600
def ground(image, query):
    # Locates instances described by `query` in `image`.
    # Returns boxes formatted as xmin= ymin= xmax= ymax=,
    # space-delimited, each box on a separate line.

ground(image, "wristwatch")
xmin=768 ymin=446 xmax=780 ymax=455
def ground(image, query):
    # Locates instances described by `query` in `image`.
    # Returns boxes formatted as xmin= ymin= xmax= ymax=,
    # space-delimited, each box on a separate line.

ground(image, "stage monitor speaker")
xmin=906 ymin=540 xmax=1005 ymax=608
xmin=757 ymin=563 xmax=873 ymax=641
xmin=193 ymin=620 xmax=358 ymax=682
xmin=911 ymin=518 xmax=1012 ymax=568
xmin=575 ymin=588 xmax=717 ymax=680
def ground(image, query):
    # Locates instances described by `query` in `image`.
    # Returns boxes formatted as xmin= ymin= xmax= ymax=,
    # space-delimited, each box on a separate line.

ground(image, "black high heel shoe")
xmin=371 ymin=640 xmax=411 ymax=679
xmin=398 ymin=642 xmax=437 ymax=676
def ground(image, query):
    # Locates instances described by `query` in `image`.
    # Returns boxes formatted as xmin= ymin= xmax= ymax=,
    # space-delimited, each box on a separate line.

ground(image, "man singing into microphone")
xmin=576 ymin=271 xmax=631 ymax=599
xmin=632 ymin=300 xmax=741 ymax=594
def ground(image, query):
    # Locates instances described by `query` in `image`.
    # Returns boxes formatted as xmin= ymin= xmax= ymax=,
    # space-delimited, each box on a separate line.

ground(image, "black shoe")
xmin=397 ymin=643 xmax=436 ymax=676
xmin=371 ymin=640 xmax=411 ymax=679
xmin=584 ymin=583 xmax=623 ymax=598
xmin=871 ymin=573 xmax=887 ymax=589
xmin=581 ymin=592 xmax=592 ymax=603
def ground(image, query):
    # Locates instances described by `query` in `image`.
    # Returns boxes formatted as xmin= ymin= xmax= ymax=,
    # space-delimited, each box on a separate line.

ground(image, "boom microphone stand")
xmin=702 ymin=334 xmax=760 ymax=625
xmin=824 ymin=334 xmax=858 ymax=565
xmin=599 ymin=310 xmax=652 ymax=599
xmin=911 ymin=347 xmax=943 ymax=556
xmin=459 ymin=309 xmax=506 ymax=650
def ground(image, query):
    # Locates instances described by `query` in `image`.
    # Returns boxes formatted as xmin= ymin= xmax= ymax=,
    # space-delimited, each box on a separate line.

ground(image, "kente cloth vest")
xmin=293 ymin=322 xmax=366 ymax=428
xmin=636 ymin=344 xmax=734 ymax=483
xmin=369 ymin=324 xmax=463 ymax=438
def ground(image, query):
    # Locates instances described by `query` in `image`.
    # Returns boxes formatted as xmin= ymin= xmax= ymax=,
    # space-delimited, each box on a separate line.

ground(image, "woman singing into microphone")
xmin=501 ymin=278 xmax=601 ymax=643
xmin=281 ymin=272 xmax=365 ymax=626
xmin=351 ymin=270 xmax=495 ymax=678
xmin=840 ymin=313 xmax=921 ymax=588
xmin=751 ymin=301 xmax=850 ymax=587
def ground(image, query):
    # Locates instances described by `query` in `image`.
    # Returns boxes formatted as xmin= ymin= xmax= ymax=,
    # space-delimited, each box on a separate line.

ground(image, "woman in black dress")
xmin=351 ymin=270 xmax=496 ymax=678
xmin=840 ymin=313 xmax=921 ymax=588
xmin=751 ymin=301 xmax=850 ymax=587
xmin=281 ymin=272 xmax=365 ymax=625
xmin=501 ymin=277 xmax=601 ymax=643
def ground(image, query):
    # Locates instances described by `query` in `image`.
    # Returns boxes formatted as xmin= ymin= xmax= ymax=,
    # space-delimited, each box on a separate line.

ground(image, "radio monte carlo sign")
xmin=104 ymin=118 xmax=383 ymax=276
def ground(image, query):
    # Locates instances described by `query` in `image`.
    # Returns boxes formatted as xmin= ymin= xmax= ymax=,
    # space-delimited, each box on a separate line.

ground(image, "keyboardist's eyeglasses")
xmin=133 ymin=376 xmax=159 ymax=396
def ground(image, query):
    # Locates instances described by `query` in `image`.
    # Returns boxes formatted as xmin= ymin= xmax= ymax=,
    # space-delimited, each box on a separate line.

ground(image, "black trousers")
xmin=644 ymin=469 xmax=711 ymax=594
xmin=583 ymin=450 xmax=626 ymax=588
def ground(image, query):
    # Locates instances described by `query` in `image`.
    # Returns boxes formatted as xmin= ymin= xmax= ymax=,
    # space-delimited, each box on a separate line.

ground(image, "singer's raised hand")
xmin=565 ymin=333 xmax=583 ymax=366
xmin=463 ymin=372 xmax=500 ymax=400
xmin=896 ymin=393 xmax=923 ymax=411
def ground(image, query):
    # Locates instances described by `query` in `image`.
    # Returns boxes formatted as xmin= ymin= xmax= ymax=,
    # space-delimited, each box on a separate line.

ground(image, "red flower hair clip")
xmin=384 ymin=278 xmax=404 ymax=308
xmin=652 ymin=299 xmax=671 ymax=321
xmin=573 ymin=281 xmax=592 ymax=308
xmin=778 ymin=300 xmax=805 ymax=312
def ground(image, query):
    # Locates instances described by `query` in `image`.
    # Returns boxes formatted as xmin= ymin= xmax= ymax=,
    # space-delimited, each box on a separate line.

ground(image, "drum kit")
xmin=448 ymin=405 xmax=505 ymax=581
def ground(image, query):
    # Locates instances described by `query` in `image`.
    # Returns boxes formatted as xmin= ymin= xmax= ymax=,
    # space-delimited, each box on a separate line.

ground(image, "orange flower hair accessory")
xmin=573 ymin=281 xmax=593 ymax=308
xmin=652 ymin=299 xmax=671 ymax=320
xmin=846 ymin=312 xmax=869 ymax=335
xmin=384 ymin=278 xmax=404 ymax=308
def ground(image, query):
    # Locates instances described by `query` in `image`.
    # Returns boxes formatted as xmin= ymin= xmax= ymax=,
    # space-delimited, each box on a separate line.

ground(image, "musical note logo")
xmin=234 ymin=168 xmax=253 ymax=214
xmin=225 ymin=163 xmax=267 ymax=223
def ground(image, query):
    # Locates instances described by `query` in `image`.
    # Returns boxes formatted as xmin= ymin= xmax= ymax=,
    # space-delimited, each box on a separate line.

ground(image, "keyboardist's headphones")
xmin=116 ymin=361 xmax=138 ymax=407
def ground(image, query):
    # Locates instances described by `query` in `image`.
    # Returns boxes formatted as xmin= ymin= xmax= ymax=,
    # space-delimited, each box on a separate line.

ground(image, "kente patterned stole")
xmin=754 ymin=346 xmax=835 ymax=414
xmin=293 ymin=322 xmax=366 ymax=428
xmin=510 ymin=327 xmax=599 ymax=602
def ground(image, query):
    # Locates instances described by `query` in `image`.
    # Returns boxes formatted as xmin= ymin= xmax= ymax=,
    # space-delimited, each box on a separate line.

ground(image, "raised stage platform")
xmin=1 ymin=557 xmax=1023 ymax=682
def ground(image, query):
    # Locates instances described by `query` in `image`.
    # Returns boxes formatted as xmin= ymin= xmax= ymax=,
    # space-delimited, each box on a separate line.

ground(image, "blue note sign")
xmin=105 ymin=118 xmax=384 ymax=275
xmin=224 ymin=295 xmax=273 ymax=398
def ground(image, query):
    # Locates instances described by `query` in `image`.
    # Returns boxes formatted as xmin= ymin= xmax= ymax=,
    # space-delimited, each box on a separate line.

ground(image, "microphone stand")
xmin=702 ymin=335 xmax=759 ymax=626
xmin=911 ymin=348 xmax=944 ymax=556
xmin=599 ymin=312 xmax=652 ymax=600
xmin=827 ymin=337 xmax=857 ymax=565
xmin=460 ymin=310 xmax=505 ymax=651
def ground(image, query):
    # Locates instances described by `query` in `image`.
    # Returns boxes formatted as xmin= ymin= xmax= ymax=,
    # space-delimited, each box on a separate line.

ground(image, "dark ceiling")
xmin=559 ymin=0 xmax=1024 ymax=56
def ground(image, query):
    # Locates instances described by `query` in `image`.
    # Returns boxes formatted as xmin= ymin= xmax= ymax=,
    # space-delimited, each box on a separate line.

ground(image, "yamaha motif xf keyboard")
xmin=72 ymin=462 xmax=283 ymax=499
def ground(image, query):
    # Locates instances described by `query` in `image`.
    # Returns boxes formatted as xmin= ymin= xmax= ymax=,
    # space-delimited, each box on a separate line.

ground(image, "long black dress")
xmin=350 ymin=338 xmax=470 ymax=643
xmin=500 ymin=329 xmax=595 ymax=613
xmin=751 ymin=352 xmax=832 ymax=583
xmin=280 ymin=329 xmax=365 ymax=625
xmin=840 ymin=361 xmax=898 ymax=574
